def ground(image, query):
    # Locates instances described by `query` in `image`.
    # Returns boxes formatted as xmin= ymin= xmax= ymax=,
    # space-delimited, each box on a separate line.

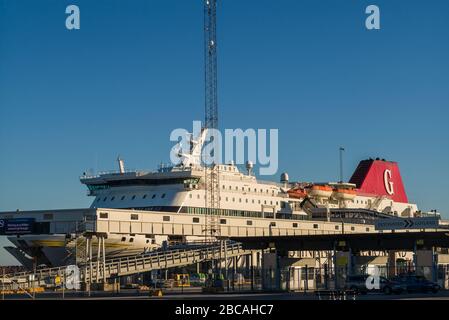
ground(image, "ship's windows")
xmin=145 ymin=235 xmax=153 ymax=238
xmin=131 ymin=195 xmax=136 ymax=200
xmin=146 ymin=240 xmax=149 ymax=244
xmin=197 ymin=194 xmax=200 ymax=199
xmin=313 ymin=224 xmax=319 ymax=229
xmin=260 ymin=189 xmax=263 ymax=193
xmin=111 ymin=196 xmax=115 ymax=201
xmin=100 ymin=212 xmax=108 ymax=219
xmin=254 ymin=188 xmax=256 ymax=192
xmin=222 ymin=185 xmax=225 ymax=189
xmin=121 ymin=237 xmax=126 ymax=242
xmin=235 ymin=186 xmax=238 ymax=190
xmin=242 ymin=187 xmax=244 ymax=191
xmin=229 ymin=186 xmax=231 ymax=190
xmin=121 ymin=196 xmax=125 ymax=201
xmin=152 ymin=194 xmax=156 ymax=199
xmin=143 ymin=194 xmax=147 ymax=199
xmin=252 ymin=199 xmax=255 ymax=204
xmin=292 ymin=223 xmax=298 ymax=228
xmin=258 ymin=200 xmax=261 ymax=204
xmin=193 ymin=217 xmax=200 ymax=223
xmin=264 ymin=200 xmax=267 ymax=204
xmin=232 ymin=198 xmax=235 ymax=202
xmin=103 ymin=197 xmax=107 ymax=201
xmin=163 ymin=216 xmax=170 ymax=222
xmin=161 ymin=193 xmax=166 ymax=198
xmin=220 ymin=219 xmax=227 ymax=224
xmin=129 ymin=238 xmax=134 ymax=243
xmin=43 ymin=213 xmax=53 ymax=220
xmin=239 ymin=198 xmax=242 ymax=203
xmin=335 ymin=225 xmax=339 ymax=230
xmin=281 ymin=202 xmax=286 ymax=209
xmin=247 ymin=220 xmax=253 ymax=226
xmin=351 ymin=226 xmax=355 ymax=231
xmin=366 ymin=227 xmax=370 ymax=232
xmin=131 ymin=214 xmax=139 ymax=220
xmin=225 ymin=197 xmax=228 ymax=201
xmin=245 ymin=199 xmax=248 ymax=203
xmin=130 ymin=233 xmax=135 ymax=237
xmin=270 ymin=222 xmax=276 ymax=227
xmin=276 ymin=201 xmax=279 ymax=206
xmin=270 ymin=201 xmax=273 ymax=205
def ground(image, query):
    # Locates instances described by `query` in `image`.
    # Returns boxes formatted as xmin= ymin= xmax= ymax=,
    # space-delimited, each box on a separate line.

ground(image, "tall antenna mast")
xmin=203 ymin=0 xmax=220 ymax=243
xmin=339 ymin=147 xmax=345 ymax=183
xmin=204 ymin=0 xmax=218 ymax=130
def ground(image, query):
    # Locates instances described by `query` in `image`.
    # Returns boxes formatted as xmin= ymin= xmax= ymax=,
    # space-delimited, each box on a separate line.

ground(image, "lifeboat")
xmin=287 ymin=188 xmax=307 ymax=199
xmin=332 ymin=188 xmax=357 ymax=201
xmin=307 ymin=185 xmax=333 ymax=199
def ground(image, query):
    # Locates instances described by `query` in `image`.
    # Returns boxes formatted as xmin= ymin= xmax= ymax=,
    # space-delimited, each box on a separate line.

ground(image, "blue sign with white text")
xmin=0 ymin=218 xmax=35 ymax=235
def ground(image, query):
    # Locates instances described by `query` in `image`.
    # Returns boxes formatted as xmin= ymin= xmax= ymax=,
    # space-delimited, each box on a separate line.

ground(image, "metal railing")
xmin=0 ymin=241 xmax=250 ymax=287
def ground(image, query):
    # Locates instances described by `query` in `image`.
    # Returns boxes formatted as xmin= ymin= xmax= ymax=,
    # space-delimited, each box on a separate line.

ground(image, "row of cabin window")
xmin=119 ymin=235 xmax=156 ymax=244
xmin=352 ymin=199 xmax=369 ymax=205
xmin=187 ymin=207 xmax=264 ymax=218
xmin=189 ymin=193 xmax=279 ymax=206
xmin=222 ymin=185 xmax=276 ymax=195
xmin=97 ymin=193 xmax=166 ymax=203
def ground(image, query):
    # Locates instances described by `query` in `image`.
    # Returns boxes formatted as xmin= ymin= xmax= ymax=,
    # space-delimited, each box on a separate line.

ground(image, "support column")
xmin=96 ymin=236 xmax=101 ymax=283
xmin=275 ymin=249 xmax=281 ymax=291
xmin=102 ymin=236 xmax=106 ymax=283
xmin=387 ymin=251 xmax=397 ymax=278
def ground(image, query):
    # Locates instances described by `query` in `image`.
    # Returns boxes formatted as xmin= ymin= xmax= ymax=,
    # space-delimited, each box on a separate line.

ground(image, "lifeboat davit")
xmin=332 ymin=188 xmax=357 ymax=201
xmin=307 ymin=185 xmax=333 ymax=199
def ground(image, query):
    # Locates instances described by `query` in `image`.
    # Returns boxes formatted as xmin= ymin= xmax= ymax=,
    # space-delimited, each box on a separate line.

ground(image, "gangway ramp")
xmin=1 ymin=241 xmax=250 ymax=289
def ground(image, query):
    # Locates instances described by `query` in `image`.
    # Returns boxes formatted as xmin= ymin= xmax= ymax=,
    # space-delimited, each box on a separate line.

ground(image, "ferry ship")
xmin=0 ymin=129 xmax=428 ymax=268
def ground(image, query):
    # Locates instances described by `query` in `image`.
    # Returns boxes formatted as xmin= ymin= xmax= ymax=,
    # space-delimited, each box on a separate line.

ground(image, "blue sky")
xmin=0 ymin=0 xmax=448 ymax=265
